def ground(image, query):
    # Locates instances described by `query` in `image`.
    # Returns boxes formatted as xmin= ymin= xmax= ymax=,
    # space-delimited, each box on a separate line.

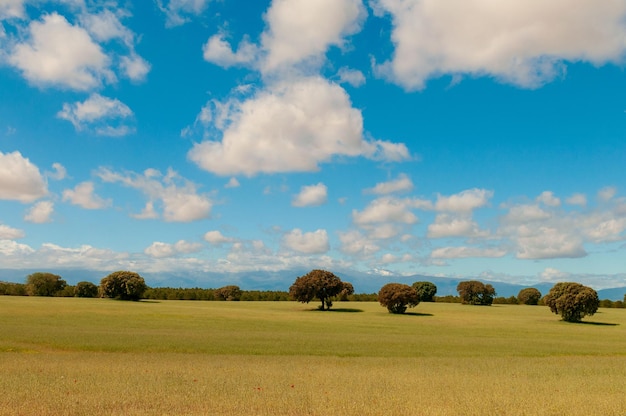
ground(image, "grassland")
xmin=1 ymin=297 xmax=625 ymax=415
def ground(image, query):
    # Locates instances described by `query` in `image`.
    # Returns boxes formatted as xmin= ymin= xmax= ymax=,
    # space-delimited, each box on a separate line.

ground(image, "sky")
xmin=1 ymin=0 xmax=626 ymax=290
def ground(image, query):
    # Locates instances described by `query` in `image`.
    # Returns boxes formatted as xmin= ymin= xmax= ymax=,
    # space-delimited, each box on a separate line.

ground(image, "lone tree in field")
xmin=215 ymin=285 xmax=242 ymax=301
xmin=26 ymin=272 xmax=67 ymax=296
xmin=289 ymin=269 xmax=345 ymax=310
xmin=100 ymin=271 xmax=147 ymax=301
xmin=378 ymin=283 xmax=420 ymax=314
xmin=543 ymin=282 xmax=599 ymax=323
xmin=517 ymin=287 xmax=542 ymax=305
xmin=75 ymin=281 xmax=99 ymax=298
xmin=456 ymin=280 xmax=496 ymax=305
xmin=412 ymin=281 xmax=437 ymax=302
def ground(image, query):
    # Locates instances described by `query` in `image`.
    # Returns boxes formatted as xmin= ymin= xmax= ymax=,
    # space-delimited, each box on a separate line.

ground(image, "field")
xmin=1 ymin=297 xmax=626 ymax=415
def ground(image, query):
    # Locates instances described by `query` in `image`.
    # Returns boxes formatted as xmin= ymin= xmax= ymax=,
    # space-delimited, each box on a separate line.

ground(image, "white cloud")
xmin=46 ymin=163 xmax=67 ymax=180
xmin=144 ymin=240 xmax=203 ymax=258
xmin=0 ymin=240 xmax=34 ymax=257
xmin=224 ymin=177 xmax=240 ymax=188
xmin=338 ymin=230 xmax=380 ymax=256
xmin=0 ymin=224 xmax=24 ymax=240
xmin=337 ymin=67 xmax=366 ymax=87
xmin=364 ymin=174 xmax=413 ymax=195
xmin=24 ymin=200 xmax=54 ymax=223
xmin=202 ymin=33 xmax=258 ymax=68
xmin=566 ymin=193 xmax=587 ymax=206
xmin=373 ymin=0 xmax=626 ymax=90
xmin=157 ymin=0 xmax=211 ymax=27
xmin=204 ymin=230 xmax=234 ymax=245
xmin=292 ymin=183 xmax=328 ymax=207
xmin=80 ymin=9 xmax=133 ymax=45
xmin=62 ymin=181 xmax=111 ymax=209
xmin=0 ymin=0 xmax=24 ymax=19
xmin=430 ymin=246 xmax=506 ymax=259
xmin=537 ymin=191 xmax=560 ymax=207
xmin=353 ymin=197 xmax=418 ymax=225
xmin=120 ymin=53 xmax=151 ymax=82
xmin=282 ymin=228 xmax=329 ymax=254
xmin=58 ymin=93 xmax=134 ymax=136
xmin=188 ymin=77 xmax=409 ymax=176
xmin=97 ymin=167 xmax=213 ymax=222
xmin=0 ymin=151 xmax=47 ymax=203
xmin=132 ymin=201 xmax=159 ymax=220
xmin=10 ymin=13 xmax=113 ymax=90
xmin=434 ymin=188 xmax=492 ymax=212
xmin=515 ymin=224 xmax=586 ymax=259
xmin=261 ymin=0 xmax=366 ymax=73
xmin=539 ymin=267 xmax=570 ymax=283
xmin=427 ymin=213 xmax=489 ymax=238
xmin=598 ymin=186 xmax=617 ymax=201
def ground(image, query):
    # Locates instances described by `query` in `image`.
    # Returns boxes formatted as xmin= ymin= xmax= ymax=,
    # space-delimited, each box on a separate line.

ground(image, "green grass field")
xmin=1 ymin=297 xmax=625 ymax=415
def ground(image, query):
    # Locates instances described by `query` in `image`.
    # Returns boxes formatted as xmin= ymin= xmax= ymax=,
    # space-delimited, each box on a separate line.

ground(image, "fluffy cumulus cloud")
xmin=337 ymin=67 xmax=366 ymax=87
xmin=427 ymin=214 xmax=488 ymax=239
xmin=282 ymin=228 xmax=329 ymax=254
xmin=373 ymin=0 xmax=626 ymax=89
xmin=0 ymin=224 xmax=24 ymax=240
xmin=57 ymin=93 xmax=135 ymax=136
xmin=202 ymin=33 xmax=258 ymax=68
xmin=434 ymin=188 xmax=492 ymax=213
xmin=62 ymin=181 xmax=111 ymax=209
xmin=353 ymin=197 xmax=419 ymax=225
xmin=0 ymin=151 xmax=47 ymax=203
xmin=430 ymin=246 xmax=506 ymax=259
xmin=292 ymin=183 xmax=328 ymax=207
xmin=260 ymin=0 xmax=366 ymax=72
xmin=24 ymin=201 xmax=54 ymax=223
xmin=364 ymin=174 xmax=413 ymax=195
xmin=144 ymin=240 xmax=203 ymax=258
xmin=338 ymin=230 xmax=380 ymax=256
xmin=204 ymin=230 xmax=234 ymax=245
xmin=0 ymin=0 xmax=24 ymax=19
xmin=97 ymin=167 xmax=213 ymax=222
xmin=188 ymin=77 xmax=409 ymax=176
xmin=9 ymin=13 xmax=113 ymax=90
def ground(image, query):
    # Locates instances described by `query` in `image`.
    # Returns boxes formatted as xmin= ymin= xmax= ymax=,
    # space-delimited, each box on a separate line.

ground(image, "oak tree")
xmin=543 ymin=282 xmax=599 ymax=322
xmin=289 ymin=269 xmax=345 ymax=310
xmin=378 ymin=283 xmax=420 ymax=314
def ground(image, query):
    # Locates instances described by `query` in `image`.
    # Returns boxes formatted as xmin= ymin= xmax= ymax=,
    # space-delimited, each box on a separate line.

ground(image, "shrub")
xmin=543 ymin=282 xmax=599 ymax=322
xmin=378 ymin=283 xmax=420 ymax=314
xmin=518 ymin=288 xmax=542 ymax=305
xmin=412 ymin=281 xmax=437 ymax=302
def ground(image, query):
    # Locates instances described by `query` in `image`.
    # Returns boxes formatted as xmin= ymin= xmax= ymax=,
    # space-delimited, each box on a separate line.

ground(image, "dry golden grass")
xmin=1 ymin=297 xmax=625 ymax=415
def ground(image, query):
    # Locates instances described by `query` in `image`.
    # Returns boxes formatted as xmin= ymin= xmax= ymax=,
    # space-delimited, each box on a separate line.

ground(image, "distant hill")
xmin=1 ymin=268 xmax=625 ymax=301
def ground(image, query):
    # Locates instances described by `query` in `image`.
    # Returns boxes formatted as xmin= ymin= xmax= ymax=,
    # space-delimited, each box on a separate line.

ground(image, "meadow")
xmin=1 ymin=297 xmax=625 ymax=415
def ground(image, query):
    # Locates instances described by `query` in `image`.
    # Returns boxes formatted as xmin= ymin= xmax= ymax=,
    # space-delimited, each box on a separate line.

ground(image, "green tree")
xmin=25 ymin=272 xmax=67 ymax=296
xmin=456 ymin=280 xmax=496 ymax=306
xmin=215 ymin=285 xmax=242 ymax=301
xmin=100 ymin=271 xmax=147 ymax=301
xmin=289 ymin=269 xmax=344 ymax=310
xmin=543 ymin=282 xmax=599 ymax=322
xmin=412 ymin=281 xmax=437 ymax=302
xmin=338 ymin=281 xmax=355 ymax=301
xmin=75 ymin=281 xmax=99 ymax=298
xmin=518 ymin=288 xmax=542 ymax=305
xmin=378 ymin=283 xmax=420 ymax=314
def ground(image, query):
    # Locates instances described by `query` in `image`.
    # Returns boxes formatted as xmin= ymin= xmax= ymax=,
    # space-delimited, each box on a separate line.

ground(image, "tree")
xmin=289 ymin=269 xmax=345 ymax=310
xmin=215 ymin=285 xmax=242 ymax=301
xmin=338 ymin=281 xmax=354 ymax=301
xmin=100 ymin=271 xmax=147 ymax=301
xmin=543 ymin=282 xmax=599 ymax=322
xmin=518 ymin=288 xmax=542 ymax=305
xmin=456 ymin=280 xmax=496 ymax=306
xmin=26 ymin=272 xmax=67 ymax=296
xmin=412 ymin=281 xmax=437 ymax=302
xmin=378 ymin=283 xmax=420 ymax=314
xmin=75 ymin=281 xmax=99 ymax=298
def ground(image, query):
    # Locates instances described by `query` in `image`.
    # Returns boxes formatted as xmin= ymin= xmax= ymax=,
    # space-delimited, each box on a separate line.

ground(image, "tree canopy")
xmin=289 ymin=269 xmax=346 ymax=310
xmin=100 ymin=271 xmax=147 ymax=301
xmin=75 ymin=281 xmax=98 ymax=298
xmin=456 ymin=280 xmax=496 ymax=306
xmin=412 ymin=281 xmax=437 ymax=302
xmin=215 ymin=285 xmax=242 ymax=301
xmin=517 ymin=287 xmax=542 ymax=305
xmin=543 ymin=282 xmax=599 ymax=322
xmin=26 ymin=272 xmax=67 ymax=296
xmin=378 ymin=283 xmax=420 ymax=314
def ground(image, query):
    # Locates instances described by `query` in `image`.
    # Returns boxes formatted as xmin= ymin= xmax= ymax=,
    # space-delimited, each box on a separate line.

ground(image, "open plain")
xmin=1 ymin=296 xmax=625 ymax=415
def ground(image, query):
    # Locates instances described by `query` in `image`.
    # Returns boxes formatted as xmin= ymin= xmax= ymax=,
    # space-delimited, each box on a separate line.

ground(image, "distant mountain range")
xmin=1 ymin=268 xmax=625 ymax=301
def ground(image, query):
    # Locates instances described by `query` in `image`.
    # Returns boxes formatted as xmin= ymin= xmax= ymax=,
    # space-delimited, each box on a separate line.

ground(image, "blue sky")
xmin=1 ymin=0 xmax=626 ymax=289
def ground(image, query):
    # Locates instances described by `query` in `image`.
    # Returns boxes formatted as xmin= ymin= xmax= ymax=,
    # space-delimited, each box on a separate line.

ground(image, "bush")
xmin=518 ymin=288 xmax=542 ymax=305
xmin=456 ymin=280 xmax=496 ymax=306
xmin=378 ymin=283 xmax=420 ymax=314
xmin=75 ymin=281 xmax=99 ymax=298
xmin=412 ymin=281 xmax=437 ymax=302
xmin=543 ymin=282 xmax=599 ymax=322
xmin=100 ymin=271 xmax=147 ymax=301
xmin=25 ymin=272 xmax=67 ymax=296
